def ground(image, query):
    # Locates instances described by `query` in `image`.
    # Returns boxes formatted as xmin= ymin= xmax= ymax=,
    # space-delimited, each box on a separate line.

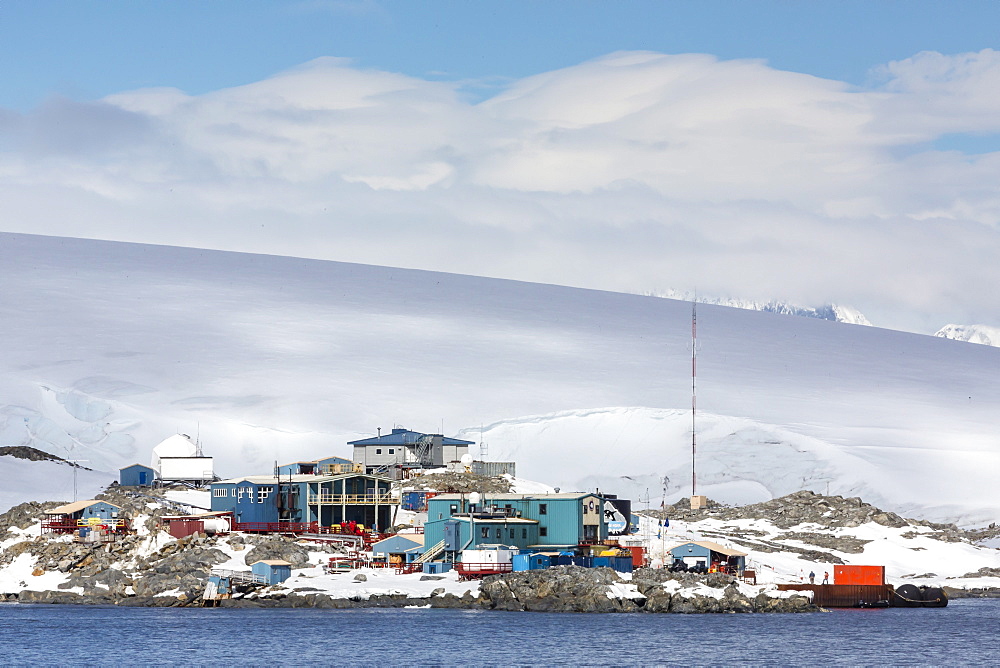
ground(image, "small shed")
xmin=668 ymin=540 xmax=746 ymax=573
xmin=46 ymin=499 xmax=121 ymax=522
xmin=251 ymin=560 xmax=292 ymax=585
xmin=42 ymin=500 xmax=125 ymax=534
xmin=119 ymin=463 xmax=156 ymax=487
xmin=372 ymin=533 xmax=425 ymax=566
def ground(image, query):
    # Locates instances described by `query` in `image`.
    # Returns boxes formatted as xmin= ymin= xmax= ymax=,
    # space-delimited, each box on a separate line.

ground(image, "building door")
xmin=584 ymin=524 xmax=598 ymax=541
xmin=138 ymin=471 xmax=148 ymax=485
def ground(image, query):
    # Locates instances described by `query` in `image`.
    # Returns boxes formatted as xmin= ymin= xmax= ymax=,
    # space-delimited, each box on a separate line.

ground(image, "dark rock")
xmin=244 ymin=538 xmax=310 ymax=568
xmin=17 ymin=589 xmax=94 ymax=605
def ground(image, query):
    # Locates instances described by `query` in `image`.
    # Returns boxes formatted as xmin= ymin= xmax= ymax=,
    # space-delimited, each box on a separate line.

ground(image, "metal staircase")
xmin=416 ymin=539 xmax=446 ymax=563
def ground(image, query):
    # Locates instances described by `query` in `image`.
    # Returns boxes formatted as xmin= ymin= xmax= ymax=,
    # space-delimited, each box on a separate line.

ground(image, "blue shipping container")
xmin=611 ymin=556 xmax=634 ymax=573
xmin=422 ymin=562 xmax=452 ymax=575
xmin=512 ymin=554 xmax=531 ymax=572
xmin=401 ymin=491 xmax=427 ymax=511
xmin=529 ymin=554 xmax=551 ymax=570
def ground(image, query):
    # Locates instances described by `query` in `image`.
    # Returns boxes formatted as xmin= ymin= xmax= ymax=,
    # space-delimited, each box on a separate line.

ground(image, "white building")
xmin=349 ymin=427 xmax=473 ymax=473
xmin=151 ymin=433 xmax=215 ymax=484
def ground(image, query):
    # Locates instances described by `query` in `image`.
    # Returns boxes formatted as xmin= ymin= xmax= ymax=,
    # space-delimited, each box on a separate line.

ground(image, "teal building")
xmin=423 ymin=492 xmax=611 ymax=561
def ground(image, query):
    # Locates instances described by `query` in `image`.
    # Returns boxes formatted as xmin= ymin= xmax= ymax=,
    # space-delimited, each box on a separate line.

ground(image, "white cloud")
xmin=3 ymin=51 xmax=1000 ymax=332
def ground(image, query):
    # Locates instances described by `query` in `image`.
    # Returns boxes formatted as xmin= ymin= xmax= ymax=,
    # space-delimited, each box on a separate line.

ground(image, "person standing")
xmin=822 ymin=571 xmax=830 ymax=585
xmin=809 ymin=570 xmax=816 ymax=584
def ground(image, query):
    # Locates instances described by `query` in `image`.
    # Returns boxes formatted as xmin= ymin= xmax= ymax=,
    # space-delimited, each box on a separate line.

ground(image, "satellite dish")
xmin=461 ymin=453 xmax=473 ymax=466
xmin=468 ymin=492 xmax=481 ymax=506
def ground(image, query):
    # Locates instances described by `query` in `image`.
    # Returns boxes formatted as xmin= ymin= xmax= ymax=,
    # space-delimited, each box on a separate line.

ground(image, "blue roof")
xmin=348 ymin=427 xmax=473 ymax=447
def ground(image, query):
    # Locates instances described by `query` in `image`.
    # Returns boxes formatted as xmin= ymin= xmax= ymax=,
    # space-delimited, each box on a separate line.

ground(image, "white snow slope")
xmin=1 ymin=233 xmax=998 ymax=526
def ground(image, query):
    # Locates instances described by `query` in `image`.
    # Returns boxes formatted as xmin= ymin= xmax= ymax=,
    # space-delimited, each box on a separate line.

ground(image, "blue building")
xmin=668 ymin=541 xmax=747 ymax=573
xmin=371 ymin=533 xmax=425 ymax=565
xmin=276 ymin=456 xmax=356 ymax=476
xmin=119 ymin=463 xmax=156 ymax=487
xmin=42 ymin=499 xmax=126 ymax=534
xmin=210 ymin=472 xmax=393 ymax=530
xmin=424 ymin=492 xmax=612 ymax=561
xmin=251 ymin=560 xmax=292 ymax=584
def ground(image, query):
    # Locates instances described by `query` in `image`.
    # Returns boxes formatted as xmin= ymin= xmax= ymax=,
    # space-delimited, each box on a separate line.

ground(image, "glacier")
xmin=1 ymin=232 xmax=997 ymax=526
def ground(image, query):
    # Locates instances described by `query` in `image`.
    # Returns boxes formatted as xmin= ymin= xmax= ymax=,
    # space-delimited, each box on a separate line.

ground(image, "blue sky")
xmin=4 ymin=0 xmax=999 ymax=110
xmin=3 ymin=1 xmax=1000 ymax=333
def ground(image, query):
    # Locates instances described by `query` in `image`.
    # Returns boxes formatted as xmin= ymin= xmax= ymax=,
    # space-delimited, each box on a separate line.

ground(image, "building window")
xmin=509 ymin=528 xmax=514 ymax=539
xmin=539 ymin=504 xmax=547 ymax=515
xmin=495 ymin=528 xmax=501 ymax=539
xmin=582 ymin=505 xmax=588 ymax=514
xmin=450 ymin=504 xmax=458 ymax=514
xmin=213 ymin=489 xmax=228 ymax=497
xmin=376 ymin=448 xmax=382 ymax=455
xmin=258 ymin=486 xmax=274 ymax=502
xmin=237 ymin=487 xmax=252 ymax=503
xmin=540 ymin=527 xmax=548 ymax=537
xmin=388 ymin=448 xmax=395 ymax=455
xmin=481 ymin=527 xmax=490 ymax=539
xmin=522 ymin=528 xmax=527 ymax=539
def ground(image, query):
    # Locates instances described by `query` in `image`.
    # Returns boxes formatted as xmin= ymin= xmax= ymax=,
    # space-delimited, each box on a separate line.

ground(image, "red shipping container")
xmin=168 ymin=519 xmax=205 ymax=539
xmin=625 ymin=546 xmax=646 ymax=568
xmin=834 ymin=565 xmax=885 ymax=586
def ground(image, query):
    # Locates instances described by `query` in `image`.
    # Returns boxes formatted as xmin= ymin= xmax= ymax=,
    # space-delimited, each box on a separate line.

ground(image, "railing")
xmin=234 ymin=521 xmax=315 ymax=534
xmin=211 ymin=569 xmax=266 ymax=585
xmin=455 ymin=562 xmax=514 ymax=580
xmin=416 ymin=539 xmax=446 ymax=563
xmin=319 ymin=463 xmax=365 ymax=475
xmin=306 ymin=493 xmax=395 ymax=504
xmin=395 ymin=563 xmax=423 ymax=575
xmin=42 ymin=518 xmax=131 ymax=534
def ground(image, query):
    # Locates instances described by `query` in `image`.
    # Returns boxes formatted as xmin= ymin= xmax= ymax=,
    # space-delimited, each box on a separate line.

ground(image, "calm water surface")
xmin=0 ymin=599 xmax=995 ymax=665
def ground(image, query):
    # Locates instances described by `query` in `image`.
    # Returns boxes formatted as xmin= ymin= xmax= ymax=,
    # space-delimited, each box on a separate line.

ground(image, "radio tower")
xmin=691 ymin=299 xmax=698 ymax=500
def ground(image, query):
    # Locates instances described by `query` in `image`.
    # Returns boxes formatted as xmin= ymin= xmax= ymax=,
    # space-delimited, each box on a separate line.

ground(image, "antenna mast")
xmin=691 ymin=300 xmax=697 ymax=498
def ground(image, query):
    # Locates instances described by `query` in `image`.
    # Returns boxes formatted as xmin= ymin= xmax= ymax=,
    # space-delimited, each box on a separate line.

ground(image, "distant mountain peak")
xmin=643 ymin=290 xmax=873 ymax=326
xmin=934 ymin=324 xmax=1000 ymax=347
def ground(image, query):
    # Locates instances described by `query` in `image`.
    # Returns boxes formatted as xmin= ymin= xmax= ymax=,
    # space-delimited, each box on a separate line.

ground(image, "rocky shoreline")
xmin=2 ymin=489 xmax=996 ymax=612
xmin=1 ymin=565 xmax=822 ymax=613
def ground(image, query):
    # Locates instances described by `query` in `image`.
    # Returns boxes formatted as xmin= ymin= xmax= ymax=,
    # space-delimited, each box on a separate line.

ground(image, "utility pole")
xmin=67 ymin=460 xmax=89 ymax=502
xmin=691 ymin=300 xmax=697 ymax=499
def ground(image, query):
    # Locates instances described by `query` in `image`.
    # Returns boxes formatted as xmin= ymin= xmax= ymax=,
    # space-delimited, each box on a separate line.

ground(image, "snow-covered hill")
xmin=1 ymin=232 xmax=998 ymax=526
xmin=644 ymin=290 xmax=872 ymax=326
xmin=935 ymin=324 xmax=1000 ymax=347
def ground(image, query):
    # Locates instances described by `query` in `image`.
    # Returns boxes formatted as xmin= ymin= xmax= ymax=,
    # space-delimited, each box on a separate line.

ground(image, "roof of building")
xmin=373 ymin=533 xmax=425 ymax=550
xmin=253 ymin=560 xmax=292 ymax=566
xmin=119 ymin=463 xmax=155 ymax=471
xmin=278 ymin=455 xmax=352 ymax=467
xmin=46 ymin=499 xmax=121 ymax=515
xmin=214 ymin=472 xmax=390 ymax=485
xmin=396 ymin=532 xmax=426 ymax=545
xmin=669 ymin=540 xmax=748 ymax=558
xmin=152 ymin=433 xmax=198 ymax=458
xmin=348 ymin=427 xmax=474 ymax=447
xmin=431 ymin=492 xmax=600 ymax=501
xmin=161 ymin=511 xmax=231 ymax=520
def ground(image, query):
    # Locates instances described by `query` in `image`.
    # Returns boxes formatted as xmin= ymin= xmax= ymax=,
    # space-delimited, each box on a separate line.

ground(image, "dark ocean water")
xmin=0 ymin=599 xmax=995 ymax=666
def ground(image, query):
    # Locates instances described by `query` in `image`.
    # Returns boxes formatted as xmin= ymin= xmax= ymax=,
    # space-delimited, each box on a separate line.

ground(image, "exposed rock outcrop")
xmin=476 ymin=565 xmax=819 ymax=613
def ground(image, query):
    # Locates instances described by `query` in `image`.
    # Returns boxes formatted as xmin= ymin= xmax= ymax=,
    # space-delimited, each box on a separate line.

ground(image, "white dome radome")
xmin=151 ymin=433 xmax=197 ymax=471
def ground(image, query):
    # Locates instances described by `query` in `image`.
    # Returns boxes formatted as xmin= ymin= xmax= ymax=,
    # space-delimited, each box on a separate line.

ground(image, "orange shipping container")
xmin=625 ymin=546 xmax=646 ymax=568
xmin=834 ymin=565 xmax=885 ymax=586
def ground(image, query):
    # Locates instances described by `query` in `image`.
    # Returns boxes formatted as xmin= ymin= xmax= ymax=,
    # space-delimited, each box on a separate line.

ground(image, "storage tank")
xmin=202 ymin=517 xmax=231 ymax=535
